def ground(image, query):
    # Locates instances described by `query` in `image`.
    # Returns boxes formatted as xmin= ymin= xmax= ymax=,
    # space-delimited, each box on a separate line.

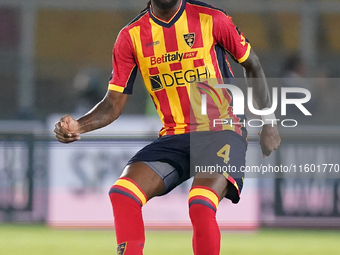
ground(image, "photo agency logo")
xmin=199 ymin=84 xmax=312 ymax=128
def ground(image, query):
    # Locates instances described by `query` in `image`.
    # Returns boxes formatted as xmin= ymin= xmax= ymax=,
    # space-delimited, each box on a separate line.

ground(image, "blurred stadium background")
xmin=0 ymin=0 xmax=340 ymax=254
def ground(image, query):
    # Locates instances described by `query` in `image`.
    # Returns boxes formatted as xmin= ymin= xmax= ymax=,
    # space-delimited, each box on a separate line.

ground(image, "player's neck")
xmin=151 ymin=0 xmax=181 ymax=22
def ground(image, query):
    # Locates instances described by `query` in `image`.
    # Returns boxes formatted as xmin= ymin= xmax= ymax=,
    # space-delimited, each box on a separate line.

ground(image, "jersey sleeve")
xmin=108 ymin=27 xmax=137 ymax=94
xmin=213 ymin=13 xmax=251 ymax=63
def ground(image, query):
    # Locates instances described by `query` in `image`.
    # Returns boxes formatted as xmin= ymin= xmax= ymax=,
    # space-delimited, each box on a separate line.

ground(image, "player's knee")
xmin=188 ymin=186 xmax=219 ymax=219
xmin=109 ymin=177 xmax=147 ymax=208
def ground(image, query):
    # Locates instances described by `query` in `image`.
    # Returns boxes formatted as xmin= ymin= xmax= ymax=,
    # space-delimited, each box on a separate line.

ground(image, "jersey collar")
xmin=149 ymin=0 xmax=186 ymax=28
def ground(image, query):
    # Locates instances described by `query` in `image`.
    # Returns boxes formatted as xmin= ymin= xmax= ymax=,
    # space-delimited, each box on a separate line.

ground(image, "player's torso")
xmin=129 ymin=7 xmax=215 ymax=93
xmin=127 ymin=2 xmax=241 ymax=136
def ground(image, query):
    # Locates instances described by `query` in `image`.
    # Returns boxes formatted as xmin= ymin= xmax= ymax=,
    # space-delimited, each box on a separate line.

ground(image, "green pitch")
xmin=0 ymin=225 xmax=339 ymax=255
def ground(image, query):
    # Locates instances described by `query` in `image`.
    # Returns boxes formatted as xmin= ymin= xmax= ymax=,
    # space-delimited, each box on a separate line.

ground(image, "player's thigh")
xmin=120 ymin=161 xmax=166 ymax=200
xmin=191 ymin=172 xmax=228 ymax=201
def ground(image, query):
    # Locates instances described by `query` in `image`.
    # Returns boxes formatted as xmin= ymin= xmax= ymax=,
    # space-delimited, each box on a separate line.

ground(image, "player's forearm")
xmin=76 ymin=97 xmax=121 ymax=134
xmin=242 ymin=51 xmax=272 ymax=110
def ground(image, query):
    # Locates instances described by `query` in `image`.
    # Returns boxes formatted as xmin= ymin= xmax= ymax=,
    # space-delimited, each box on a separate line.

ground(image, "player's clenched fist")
xmin=54 ymin=115 xmax=81 ymax=143
xmin=258 ymin=125 xmax=281 ymax=157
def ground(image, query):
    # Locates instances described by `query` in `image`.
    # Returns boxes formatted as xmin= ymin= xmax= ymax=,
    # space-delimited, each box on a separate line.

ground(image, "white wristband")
xmin=261 ymin=107 xmax=278 ymax=126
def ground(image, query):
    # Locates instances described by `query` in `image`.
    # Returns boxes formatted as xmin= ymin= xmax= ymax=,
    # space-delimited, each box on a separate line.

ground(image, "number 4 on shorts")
xmin=217 ymin=144 xmax=230 ymax=164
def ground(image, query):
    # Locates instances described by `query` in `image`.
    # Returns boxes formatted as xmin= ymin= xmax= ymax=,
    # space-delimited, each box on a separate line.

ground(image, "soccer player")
xmin=54 ymin=0 xmax=281 ymax=254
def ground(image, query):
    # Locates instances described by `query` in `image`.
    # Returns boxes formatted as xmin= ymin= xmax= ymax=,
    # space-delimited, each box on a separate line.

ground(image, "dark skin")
xmin=151 ymin=0 xmax=181 ymax=21
xmin=54 ymin=0 xmax=280 ymax=201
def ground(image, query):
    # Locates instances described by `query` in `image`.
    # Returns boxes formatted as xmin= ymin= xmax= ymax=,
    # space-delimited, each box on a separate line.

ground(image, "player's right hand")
xmin=54 ymin=115 xmax=81 ymax=143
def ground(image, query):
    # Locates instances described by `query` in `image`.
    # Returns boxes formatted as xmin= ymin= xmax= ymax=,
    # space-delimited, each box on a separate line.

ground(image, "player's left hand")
xmin=258 ymin=125 xmax=281 ymax=157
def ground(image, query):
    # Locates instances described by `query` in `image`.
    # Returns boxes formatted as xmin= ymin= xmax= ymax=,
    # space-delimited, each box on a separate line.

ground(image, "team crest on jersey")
xmin=183 ymin=33 xmax=195 ymax=48
xmin=117 ymin=242 xmax=127 ymax=255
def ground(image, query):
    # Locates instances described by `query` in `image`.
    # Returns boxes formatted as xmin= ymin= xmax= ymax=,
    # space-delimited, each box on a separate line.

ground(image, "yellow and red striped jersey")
xmin=109 ymin=0 xmax=251 ymax=136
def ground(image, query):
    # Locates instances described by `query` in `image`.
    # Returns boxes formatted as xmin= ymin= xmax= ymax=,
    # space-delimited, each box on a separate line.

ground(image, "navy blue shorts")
xmin=128 ymin=130 xmax=247 ymax=204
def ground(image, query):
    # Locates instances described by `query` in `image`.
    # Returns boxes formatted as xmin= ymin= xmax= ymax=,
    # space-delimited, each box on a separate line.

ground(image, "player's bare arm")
xmin=241 ymin=49 xmax=281 ymax=157
xmin=54 ymin=90 xmax=128 ymax=143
